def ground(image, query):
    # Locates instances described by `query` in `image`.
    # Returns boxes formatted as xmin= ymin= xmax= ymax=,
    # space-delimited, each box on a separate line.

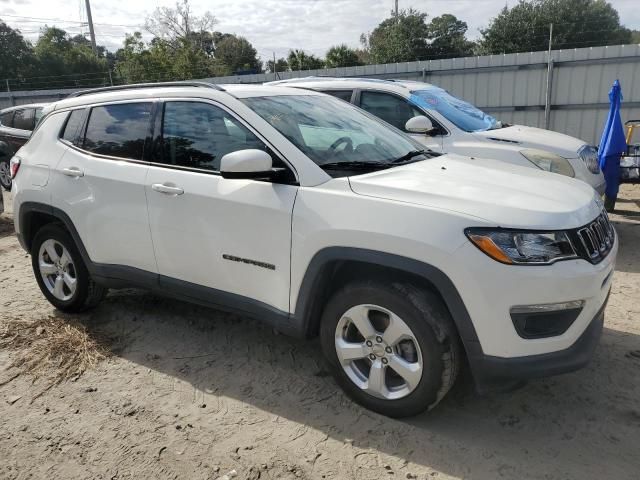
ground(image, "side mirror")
xmin=220 ymin=149 xmax=274 ymax=179
xmin=405 ymin=115 xmax=433 ymax=134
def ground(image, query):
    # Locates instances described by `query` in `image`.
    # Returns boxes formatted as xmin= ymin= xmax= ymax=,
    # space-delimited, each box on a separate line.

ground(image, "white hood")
xmin=474 ymin=125 xmax=587 ymax=158
xmin=348 ymin=154 xmax=602 ymax=230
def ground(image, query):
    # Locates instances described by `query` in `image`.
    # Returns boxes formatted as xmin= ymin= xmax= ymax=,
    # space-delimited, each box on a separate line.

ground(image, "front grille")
xmin=574 ymin=211 xmax=615 ymax=263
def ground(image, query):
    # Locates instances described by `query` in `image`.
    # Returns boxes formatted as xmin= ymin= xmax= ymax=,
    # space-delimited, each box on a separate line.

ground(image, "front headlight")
xmin=578 ymin=145 xmax=601 ymax=174
xmin=465 ymin=228 xmax=578 ymax=265
xmin=520 ymin=149 xmax=575 ymax=177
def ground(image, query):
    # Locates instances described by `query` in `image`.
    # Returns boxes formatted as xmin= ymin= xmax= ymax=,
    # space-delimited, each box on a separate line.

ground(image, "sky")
xmin=2 ymin=0 xmax=639 ymax=60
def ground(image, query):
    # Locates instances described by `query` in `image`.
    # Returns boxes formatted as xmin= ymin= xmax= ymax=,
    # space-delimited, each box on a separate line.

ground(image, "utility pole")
xmin=544 ymin=23 xmax=554 ymax=129
xmin=273 ymin=52 xmax=278 ymax=80
xmin=84 ymin=0 xmax=98 ymax=55
xmin=394 ymin=0 xmax=399 ymax=17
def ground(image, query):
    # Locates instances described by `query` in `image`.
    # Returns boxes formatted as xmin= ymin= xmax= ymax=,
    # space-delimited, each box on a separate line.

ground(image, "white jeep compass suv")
xmin=11 ymin=82 xmax=616 ymax=417
xmin=268 ymin=77 xmax=606 ymax=194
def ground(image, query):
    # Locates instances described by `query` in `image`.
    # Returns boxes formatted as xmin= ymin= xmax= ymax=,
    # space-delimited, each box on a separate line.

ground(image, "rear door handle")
xmin=151 ymin=183 xmax=184 ymax=196
xmin=62 ymin=167 xmax=84 ymax=178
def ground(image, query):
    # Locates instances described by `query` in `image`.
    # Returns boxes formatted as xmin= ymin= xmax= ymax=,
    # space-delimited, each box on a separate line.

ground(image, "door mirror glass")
xmin=220 ymin=149 xmax=273 ymax=179
xmin=405 ymin=115 xmax=433 ymax=133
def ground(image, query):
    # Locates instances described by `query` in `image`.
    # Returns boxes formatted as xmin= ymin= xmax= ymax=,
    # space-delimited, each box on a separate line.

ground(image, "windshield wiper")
xmin=320 ymin=161 xmax=391 ymax=171
xmin=390 ymin=150 xmax=427 ymax=164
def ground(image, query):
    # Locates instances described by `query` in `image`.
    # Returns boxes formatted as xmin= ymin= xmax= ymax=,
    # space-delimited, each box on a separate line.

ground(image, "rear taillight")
xmin=10 ymin=157 xmax=21 ymax=179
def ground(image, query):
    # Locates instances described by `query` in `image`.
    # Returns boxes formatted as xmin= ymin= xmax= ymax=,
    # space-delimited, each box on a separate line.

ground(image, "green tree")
xmin=0 ymin=21 xmax=38 ymax=84
xmin=287 ymin=49 xmax=325 ymax=71
xmin=325 ymin=44 xmax=363 ymax=68
xmin=33 ymin=27 xmax=108 ymax=86
xmin=214 ymin=34 xmax=262 ymax=74
xmin=479 ymin=0 xmax=632 ymax=54
xmin=427 ymin=14 xmax=475 ymax=58
xmin=361 ymin=9 xmax=431 ymax=63
xmin=265 ymin=57 xmax=289 ymax=73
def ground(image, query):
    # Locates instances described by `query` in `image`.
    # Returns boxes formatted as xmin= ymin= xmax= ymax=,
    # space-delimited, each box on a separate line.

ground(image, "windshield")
xmin=410 ymin=88 xmax=499 ymax=132
xmin=242 ymin=95 xmax=434 ymax=175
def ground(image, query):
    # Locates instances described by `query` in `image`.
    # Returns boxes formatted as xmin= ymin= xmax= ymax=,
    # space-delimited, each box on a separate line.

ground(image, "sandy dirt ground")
xmin=0 ymin=186 xmax=639 ymax=480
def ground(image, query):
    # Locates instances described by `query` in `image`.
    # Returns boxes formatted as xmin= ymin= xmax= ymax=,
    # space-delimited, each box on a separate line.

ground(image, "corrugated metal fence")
xmin=2 ymin=44 xmax=639 ymax=145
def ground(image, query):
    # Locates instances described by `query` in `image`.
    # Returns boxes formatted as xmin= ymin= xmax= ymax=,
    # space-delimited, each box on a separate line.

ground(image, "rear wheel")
xmin=31 ymin=224 xmax=106 ymax=312
xmin=0 ymin=158 xmax=11 ymax=191
xmin=320 ymin=280 xmax=461 ymax=417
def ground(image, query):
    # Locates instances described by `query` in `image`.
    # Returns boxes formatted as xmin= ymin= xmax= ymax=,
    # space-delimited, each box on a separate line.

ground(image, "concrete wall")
xmin=2 ymin=44 xmax=639 ymax=145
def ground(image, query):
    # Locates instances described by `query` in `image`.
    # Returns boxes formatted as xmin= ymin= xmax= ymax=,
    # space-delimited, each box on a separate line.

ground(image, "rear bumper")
xmin=469 ymin=291 xmax=608 ymax=393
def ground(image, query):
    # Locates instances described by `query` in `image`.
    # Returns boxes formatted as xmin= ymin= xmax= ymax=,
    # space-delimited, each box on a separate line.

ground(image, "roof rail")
xmin=68 ymin=81 xmax=225 ymax=98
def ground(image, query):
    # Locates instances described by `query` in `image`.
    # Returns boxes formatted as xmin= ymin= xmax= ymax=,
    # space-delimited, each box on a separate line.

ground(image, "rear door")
xmin=145 ymin=99 xmax=298 ymax=313
xmin=51 ymin=102 xmax=157 ymax=274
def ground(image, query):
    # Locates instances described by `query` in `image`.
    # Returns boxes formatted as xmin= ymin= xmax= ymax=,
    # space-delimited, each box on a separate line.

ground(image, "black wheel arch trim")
xmin=292 ymin=247 xmax=482 ymax=348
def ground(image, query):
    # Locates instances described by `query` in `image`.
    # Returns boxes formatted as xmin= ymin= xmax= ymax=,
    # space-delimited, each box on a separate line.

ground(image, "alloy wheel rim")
xmin=0 ymin=162 xmax=10 ymax=186
xmin=334 ymin=304 xmax=423 ymax=400
xmin=38 ymin=239 xmax=77 ymax=301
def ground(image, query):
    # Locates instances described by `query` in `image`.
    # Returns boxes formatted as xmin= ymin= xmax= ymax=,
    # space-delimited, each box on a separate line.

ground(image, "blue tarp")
xmin=598 ymin=79 xmax=627 ymax=199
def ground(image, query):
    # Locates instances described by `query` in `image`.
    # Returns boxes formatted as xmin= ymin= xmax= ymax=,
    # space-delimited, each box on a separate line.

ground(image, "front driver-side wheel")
xmin=320 ymin=280 xmax=461 ymax=417
xmin=31 ymin=224 xmax=106 ymax=312
xmin=0 ymin=158 xmax=11 ymax=191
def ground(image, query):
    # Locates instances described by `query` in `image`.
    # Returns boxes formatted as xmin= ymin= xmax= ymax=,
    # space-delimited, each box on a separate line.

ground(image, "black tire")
xmin=320 ymin=280 xmax=461 ymax=418
xmin=0 ymin=158 xmax=11 ymax=191
xmin=31 ymin=223 xmax=106 ymax=312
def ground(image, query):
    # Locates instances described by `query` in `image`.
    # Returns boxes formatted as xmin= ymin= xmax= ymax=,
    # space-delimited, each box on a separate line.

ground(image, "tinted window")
xmin=160 ymin=101 xmax=269 ymax=171
xmin=61 ymin=109 xmax=85 ymax=144
xmin=359 ymin=92 xmax=421 ymax=131
xmin=83 ymin=103 xmax=151 ymax=160
xmin=322 ymin=90 xmax=353 ymax=102
xmin=0 ymin=111 xmax=13 ymax=128
xmin=13 ymin=108 xmax=35 ymax=131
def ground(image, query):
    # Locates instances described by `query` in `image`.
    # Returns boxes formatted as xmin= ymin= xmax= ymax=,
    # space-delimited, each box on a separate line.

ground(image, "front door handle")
xmin=61 ymin=167 xmax=84 ymax=177
xmin=151 ymin=183 xmax=184 ymax=196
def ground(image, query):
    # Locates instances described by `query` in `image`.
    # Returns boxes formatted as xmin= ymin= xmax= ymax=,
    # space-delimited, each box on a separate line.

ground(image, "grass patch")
xmin=0 ymin=316 xmax=110 ymax=400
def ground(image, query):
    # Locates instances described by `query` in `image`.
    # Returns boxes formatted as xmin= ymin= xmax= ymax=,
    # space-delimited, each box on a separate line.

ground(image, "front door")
xmin=145 ymin=100 xmax=298 ymax=313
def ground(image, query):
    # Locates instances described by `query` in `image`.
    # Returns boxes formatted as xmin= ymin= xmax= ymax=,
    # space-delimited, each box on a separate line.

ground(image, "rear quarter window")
xmin=60 ymin=109 xmax=86 ymax=144
xmin=83 ymin=103 xmax=152 ymax=160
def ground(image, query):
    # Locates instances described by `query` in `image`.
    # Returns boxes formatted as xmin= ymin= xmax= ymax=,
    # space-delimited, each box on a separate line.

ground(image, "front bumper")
xmin=468 ymin=291 xmax=608 ymax=393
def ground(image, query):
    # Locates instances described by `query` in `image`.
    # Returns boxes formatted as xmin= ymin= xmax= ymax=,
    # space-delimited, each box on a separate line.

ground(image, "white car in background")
xmin=268 ymin=77 xmax=606 ymax=194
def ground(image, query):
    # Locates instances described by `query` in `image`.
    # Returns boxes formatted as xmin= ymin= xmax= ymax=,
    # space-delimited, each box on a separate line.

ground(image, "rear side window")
xmin=83 ymin=103 xmax=152 ymax=160
xmin=61 ymin=109 xmax=85 ymax=144
xmin=322 ymin=90 xmax=353 ymax=102
xmin=13 ymin=108 xmax=35 ymax=131
xmin=0 ymin=111 xmax=13 ymax=127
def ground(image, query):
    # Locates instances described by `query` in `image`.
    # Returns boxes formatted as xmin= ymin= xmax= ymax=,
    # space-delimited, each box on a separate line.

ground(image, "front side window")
xmin=0 ymin=111 xmax=13 ymax=128
xmin=410 ymin=88 xmax=499 ymax=132
xmin=359 ymin=91 xmax=422 ymax=131
xmin=159 ymin=101 xmax=269 ymax=171
xmin=83 ymin=103 xmax=152 ymax=160
xmin=243 ymin=94 xmax=435 ymax=175
xmin=12 ymin=108 xmax=35 ymax=131
xmin=61 ymin=109 xmax=85 ymax=144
